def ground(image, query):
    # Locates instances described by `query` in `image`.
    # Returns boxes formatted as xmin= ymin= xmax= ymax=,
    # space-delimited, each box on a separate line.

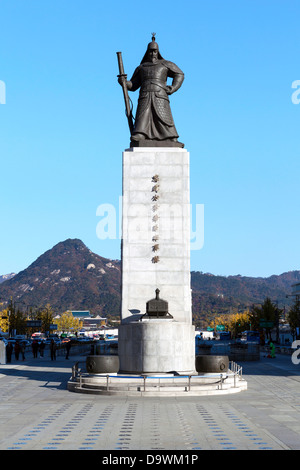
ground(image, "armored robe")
xmin=128 ymin=59 xmax=184 ymax=142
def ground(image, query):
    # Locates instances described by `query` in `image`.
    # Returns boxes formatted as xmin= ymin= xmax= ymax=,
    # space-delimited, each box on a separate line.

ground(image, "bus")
xmin=219 ymin=331 xmax=231 ymax=341
xmin=241 ymin=331 xmax=260 ymax=344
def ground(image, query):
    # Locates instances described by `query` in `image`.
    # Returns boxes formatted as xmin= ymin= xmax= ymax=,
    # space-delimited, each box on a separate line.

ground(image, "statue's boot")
xmin=131 ymin=133 xmax=144 ymax=141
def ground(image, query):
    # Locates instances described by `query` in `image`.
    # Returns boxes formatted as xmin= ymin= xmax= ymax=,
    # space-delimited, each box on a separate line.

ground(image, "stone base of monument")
xmin=118 ymin=320 xmax=196 ymax=375
xmin=68 ymin=350 xmax=247 ymax=396
xmin=67 ymin=368 xmax=247 ymax=396
xmin=0 ymin=341 xmax=6 ymax=365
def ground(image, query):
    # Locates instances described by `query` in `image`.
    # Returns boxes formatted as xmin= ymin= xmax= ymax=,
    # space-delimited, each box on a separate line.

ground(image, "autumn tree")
xmin=0 ymin=308 xmax=9 ymax=333
xmin=54 ymin=311 xmax=83 ymax=334
xmin=209 ymin=310 xmax=251 ymax=337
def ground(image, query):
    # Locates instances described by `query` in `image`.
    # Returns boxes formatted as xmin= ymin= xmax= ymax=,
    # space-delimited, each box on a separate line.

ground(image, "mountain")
xmin=191 ymin=270 xmax=300 ymax=322
xmin=191 ymin=270 xmax=300 ymax=306
xmin=0 ymin=273 xmax=16 ymax=284
xmin=0 ymin=238 xmax=298 ymax=321
xmin=0 ymin=239 xmax=121 ymax=316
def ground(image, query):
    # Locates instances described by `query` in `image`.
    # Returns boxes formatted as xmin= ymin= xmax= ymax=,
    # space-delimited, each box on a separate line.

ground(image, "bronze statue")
xmin=117 ymin=34 xmax=184 ymax=147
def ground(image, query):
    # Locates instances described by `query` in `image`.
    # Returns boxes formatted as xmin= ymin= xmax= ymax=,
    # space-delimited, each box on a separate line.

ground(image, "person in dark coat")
xmin=6 ymin=342 xmax=13 ymax=363
xmin=14 ymin=341 xmax=21 ymax=360
xmin=50 ymin=339 xmax=57 ymax=360
xmin=39 ymin=340 xmax=45 ymax=358
xmin=65 ymin=340 xmax=71 ymax=359
xmin=21 ymin=341 xmax=26 ymax=361
xmin=32 ymin=339 xmax=39 ymax=358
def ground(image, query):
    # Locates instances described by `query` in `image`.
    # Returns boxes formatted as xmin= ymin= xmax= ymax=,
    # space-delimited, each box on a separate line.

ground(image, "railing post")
xmin=72 ymin=362 xmax=78 ymax=380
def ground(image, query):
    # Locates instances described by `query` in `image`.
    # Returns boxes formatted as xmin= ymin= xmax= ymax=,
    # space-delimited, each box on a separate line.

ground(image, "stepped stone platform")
xmin=67 ymin=367 xmax=247 ymax=397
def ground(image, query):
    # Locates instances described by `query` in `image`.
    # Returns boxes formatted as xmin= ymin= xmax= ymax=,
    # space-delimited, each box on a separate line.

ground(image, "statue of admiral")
xmin=118 ymin=34 xmax=184 ymax=147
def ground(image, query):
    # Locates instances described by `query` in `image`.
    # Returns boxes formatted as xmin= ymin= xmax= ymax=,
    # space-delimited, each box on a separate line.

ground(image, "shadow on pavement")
xmin=0 ymin=355 xmax=87 ymax=389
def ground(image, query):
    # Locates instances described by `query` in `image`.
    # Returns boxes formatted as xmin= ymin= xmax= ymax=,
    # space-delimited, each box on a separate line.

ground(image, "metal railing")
xmin=229 ymin=360 xmax=243 ymax=388
xmin=71 ymin=361 xmax=244 ymax=392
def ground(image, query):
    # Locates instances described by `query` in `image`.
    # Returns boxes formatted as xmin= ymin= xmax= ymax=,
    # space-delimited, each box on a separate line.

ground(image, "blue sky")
xmin=0 ymin=0 xmax=299 ymax=278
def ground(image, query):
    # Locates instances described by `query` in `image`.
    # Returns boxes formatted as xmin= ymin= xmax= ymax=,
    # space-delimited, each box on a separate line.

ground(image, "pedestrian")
xmin=32 ymin=340 xmax=38 ymax=358
xmin=21 ymin=341 xmax=26 ymax=361
xmin=6 ymin=342 xmax=13 ymax=363
xmin=14 ymin=341 xmax=21 ymax=360
xmin=39 ymin=340 xmax=45 ymax=358
xmin=65 ymin=340 xmax=71 ymax=359
xmin=269 ymin=341 xmax=276 ymax=359
xmin=50 ymin=339 xmax=57 ymax=361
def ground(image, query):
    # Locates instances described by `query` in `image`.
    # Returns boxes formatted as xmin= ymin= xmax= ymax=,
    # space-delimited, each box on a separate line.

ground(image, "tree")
xmin=54 ymin=311 xmax=83 ymax=334
xmin=37 ymin=304 xmax=56 ymax=334
xmin=249 ymin=297 xmax=282 ymax=341
xmin=8 ymin=299 xmax=27 ymax=335
xmin=230 ymin=311 xmax=251 ymax=337
xmin=287 ymin=299 xmax=300 ymax=339
xmin=0 ymin=308 xmax=9 ymax=333
xmin=208 ymin=310 xmax=251 ymax=337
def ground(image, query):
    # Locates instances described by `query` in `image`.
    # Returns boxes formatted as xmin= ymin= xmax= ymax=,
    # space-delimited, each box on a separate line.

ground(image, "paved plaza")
xmin=0 ymin=349 xmax=300 ymax=451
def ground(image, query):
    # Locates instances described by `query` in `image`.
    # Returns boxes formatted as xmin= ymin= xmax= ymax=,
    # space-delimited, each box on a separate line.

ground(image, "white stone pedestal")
xmin=118 ymin=319 xmax=195 ymax=374
xmin=119 ymin=147 xmax=195 ymax=374
xmin=0 ymin=341 xmax=6 ymax=364
xmin=121 ymin=147 xmax=191 ymax=323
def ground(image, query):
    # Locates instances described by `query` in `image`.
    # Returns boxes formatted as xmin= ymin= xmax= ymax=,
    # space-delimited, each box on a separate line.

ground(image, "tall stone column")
xmin=118 ymin=147 xmax=195 ymax=374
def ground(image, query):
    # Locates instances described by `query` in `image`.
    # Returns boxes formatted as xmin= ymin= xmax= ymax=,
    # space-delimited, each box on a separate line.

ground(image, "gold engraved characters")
xmin=151 ymin=175 xmax=160 ymax=263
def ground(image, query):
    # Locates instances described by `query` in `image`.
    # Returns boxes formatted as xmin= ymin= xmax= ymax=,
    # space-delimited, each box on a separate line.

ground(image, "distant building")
xmin=70 ymin=311 xmax=91 ymax=319
xmin=291 ymin=283 xmax=300 ymax=298
xmin=69 ymin=311 xmax=107 ymax=330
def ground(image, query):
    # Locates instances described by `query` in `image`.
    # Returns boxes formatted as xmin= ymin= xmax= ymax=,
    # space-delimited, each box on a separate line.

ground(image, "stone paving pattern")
xmin=0 ymin=351 xmax=299 ymax=450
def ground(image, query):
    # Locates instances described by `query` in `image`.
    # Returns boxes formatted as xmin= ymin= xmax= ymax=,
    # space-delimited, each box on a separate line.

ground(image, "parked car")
xmin=61 ymin=338 xmax=71 ymax=344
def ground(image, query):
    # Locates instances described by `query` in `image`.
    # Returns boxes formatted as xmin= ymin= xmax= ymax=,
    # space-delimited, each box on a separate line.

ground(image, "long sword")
xmin=116 ymin=52 xmax=134 ymax=134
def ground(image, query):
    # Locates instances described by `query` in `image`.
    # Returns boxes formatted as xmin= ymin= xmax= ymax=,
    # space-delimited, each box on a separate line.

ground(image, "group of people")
xmin=50 ymin=339 xmax=71 ymax=360
xmin=31 ymin=339 xmax=45 ymax=358
xmin=5 ymin=340 xmax=27 ymax=363
xmin=5 ymin=338 xmax=72 ymax=362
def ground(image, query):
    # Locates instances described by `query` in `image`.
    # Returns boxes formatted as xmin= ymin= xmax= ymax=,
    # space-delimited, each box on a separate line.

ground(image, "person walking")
xmin=50 ymin=339 xmax=57 ymax=361
xmin=6 ymin=342 xmax=13 ymax=363
xmin=14 ymin=341 xmax=21 ymax=360
xmin=21 ymin=341 xmax=26 ymax=361
xmin=65 ymin=340 xmax=71 ymax=360
xmin=269 ymin=341 xmax=276 ymax=359
xmin=39 ymin=340 xmax=45 ymax=358
xmin=32 ymin=339 xmax=39 ymax=358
